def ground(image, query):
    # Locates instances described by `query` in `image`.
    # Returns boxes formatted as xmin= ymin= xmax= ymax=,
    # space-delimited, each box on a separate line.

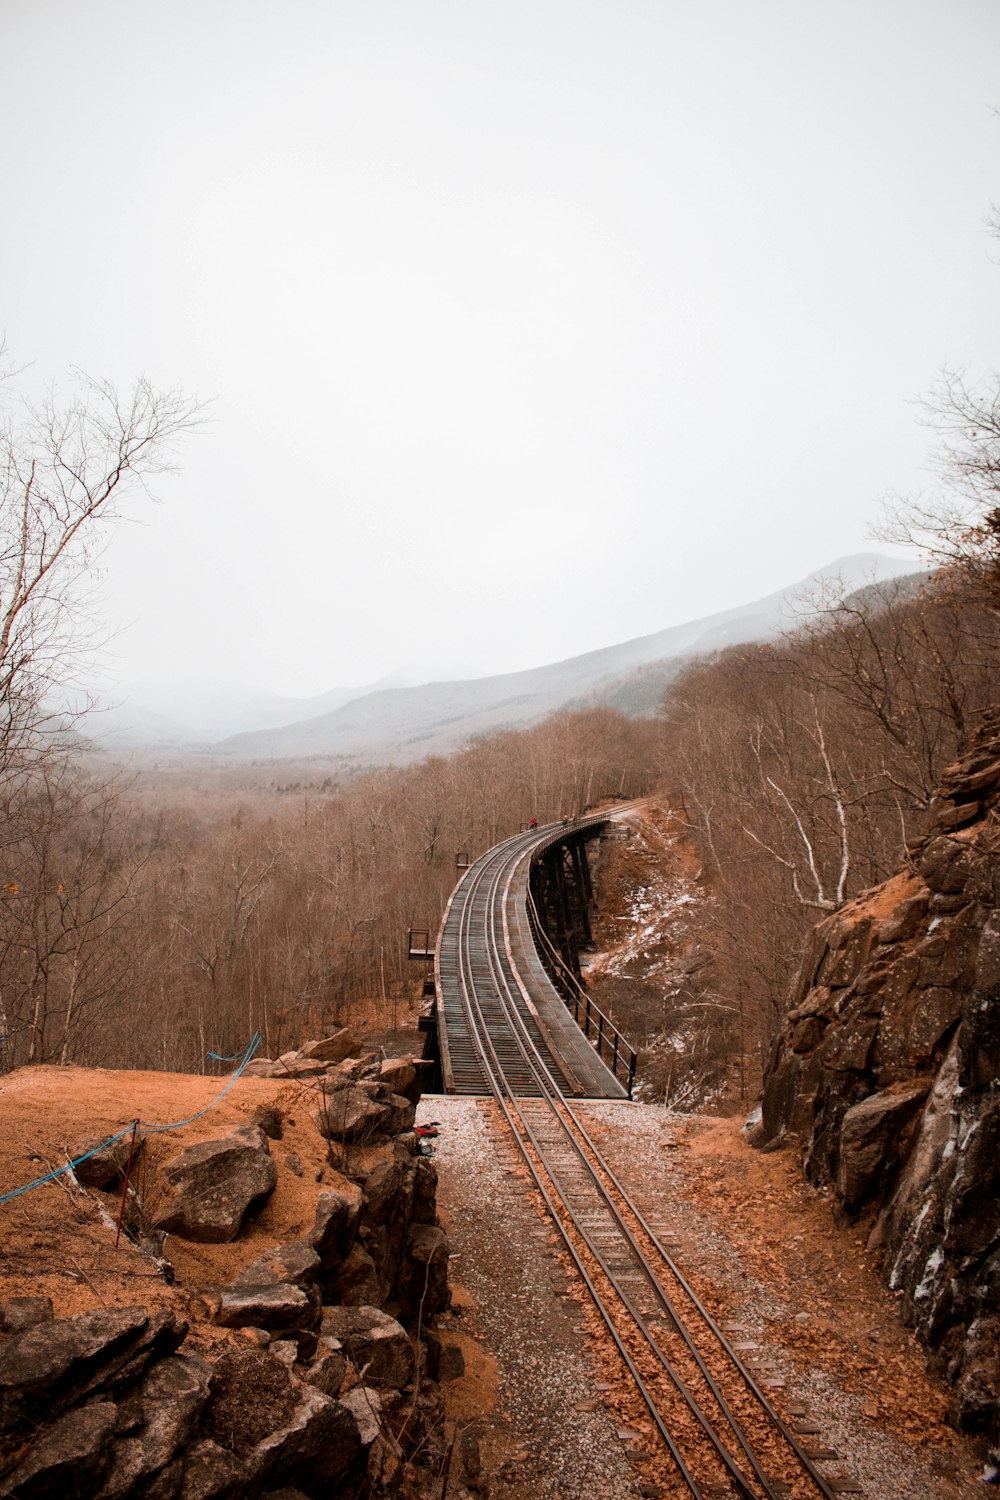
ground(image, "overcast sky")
xmin=3 ymin=1 xmax=999 ymax=698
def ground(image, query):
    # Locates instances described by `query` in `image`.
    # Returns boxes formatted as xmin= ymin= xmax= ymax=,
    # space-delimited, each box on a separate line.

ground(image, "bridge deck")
xmin=435 ymin=823 xmax=627 ymax=1099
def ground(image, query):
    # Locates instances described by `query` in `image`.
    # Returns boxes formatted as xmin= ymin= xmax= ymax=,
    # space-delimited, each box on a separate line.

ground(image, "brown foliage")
xmin=0 ymin=708 xmax=658 ymax=1073
xmin=659 ymin=574 xmax=999 ymax=1085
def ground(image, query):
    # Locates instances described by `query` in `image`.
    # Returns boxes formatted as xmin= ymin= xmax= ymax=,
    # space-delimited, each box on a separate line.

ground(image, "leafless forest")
xmin=650 ymin=575 xmax=998 ymax=1097
xmin=0 ymin=709 xmax=660 ymax=1072
xmin=1 ymin=358 xmax=997 ymax=1094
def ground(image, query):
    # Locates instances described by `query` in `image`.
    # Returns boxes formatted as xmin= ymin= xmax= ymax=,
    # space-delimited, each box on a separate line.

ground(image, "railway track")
xmin=448 ymin=814 xmax=862 ymax=1500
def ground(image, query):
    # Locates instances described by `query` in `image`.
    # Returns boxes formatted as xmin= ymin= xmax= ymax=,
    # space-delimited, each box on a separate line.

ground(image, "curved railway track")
xmin=447 ymin=817 xmax=860 ymax=1500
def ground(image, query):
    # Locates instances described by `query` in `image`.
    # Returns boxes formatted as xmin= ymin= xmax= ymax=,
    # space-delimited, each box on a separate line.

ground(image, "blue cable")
xmin=0 ymin=1031 xmax=264 ymax=1205
xmin=137 ymin=1032 xmax=264 ymax=1134
xmin=0 ymin=1125 xmax=135 ymax=1206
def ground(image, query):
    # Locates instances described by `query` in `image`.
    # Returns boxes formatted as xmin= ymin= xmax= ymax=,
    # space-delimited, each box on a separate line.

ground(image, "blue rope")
xmin=0 ymin=1031 xmax=265 ymax=1205
xmin=137 ymin=1032 xmax=264 ymax=1134
xmin=0 ymin=1125 xmax=135 ymax=1206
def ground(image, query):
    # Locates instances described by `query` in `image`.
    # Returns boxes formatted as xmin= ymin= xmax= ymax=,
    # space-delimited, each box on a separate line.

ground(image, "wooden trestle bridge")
xmin=424 ymin=808 xmax=862 ymax=1500
xmin=434 ymin=810 xmax=635 ymax=1099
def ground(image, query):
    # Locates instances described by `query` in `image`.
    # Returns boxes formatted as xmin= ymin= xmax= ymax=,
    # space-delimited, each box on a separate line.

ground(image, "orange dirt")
xmin=0 ymin=1064 xmax=343 ymax=1344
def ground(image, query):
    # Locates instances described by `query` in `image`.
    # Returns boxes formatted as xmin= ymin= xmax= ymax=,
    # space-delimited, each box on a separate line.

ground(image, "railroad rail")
xmin=436 ymin=814 xmax=634 ymax=1097
xmin=447 ymin=812 xmax=862 ymax=1500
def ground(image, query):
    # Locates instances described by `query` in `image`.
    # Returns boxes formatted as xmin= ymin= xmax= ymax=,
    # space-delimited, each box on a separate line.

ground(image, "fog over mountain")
xmin=86 ymin=554 xmax=919 ymax=763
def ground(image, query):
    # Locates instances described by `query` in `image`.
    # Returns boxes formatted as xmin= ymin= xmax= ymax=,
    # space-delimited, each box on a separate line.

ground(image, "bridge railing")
xmin=526 ymin=887 xmax=637 ymax=1098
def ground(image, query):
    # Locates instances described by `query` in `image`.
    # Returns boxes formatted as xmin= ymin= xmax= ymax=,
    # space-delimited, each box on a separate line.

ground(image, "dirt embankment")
xmin=0 ymin=1065 xmax=339 ymax=1330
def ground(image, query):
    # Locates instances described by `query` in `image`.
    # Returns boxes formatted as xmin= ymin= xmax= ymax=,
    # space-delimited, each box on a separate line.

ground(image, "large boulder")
xmin=234 ymin=1241 xmax=320 ymax=1290
xmin=214 ymin=1285 xmax=317 ymax=1334
xmin=321 ymin=1306 xmax=415 ymax=1390
xmin=307 ymin=1185 xmax=364 ymax=1271
xmin=315 ymin=1086 xmax=390 ymax=1144
xmin=205 ymin=1347 xmax=361 ymax=1491
xmin=154 ymin=1126 xmax=277 ymax=1243
xmin=1 ymin=1400 xmax=118 ymax=1497
xmin=96 ymin=1354 xmax=211 ymax=1498
xmin=241 ymin=1059 xmax=284 ymax=1079
xmin=273 ymin=1054 xmax=328 ymax=1080
xmin=0 ymin=1306 xmax=185 ymax=1434
xmin=378 ymin=1058 xmax=417 ymax=1101
xmin=299 ymin=1030 xmax=360 ymax=1064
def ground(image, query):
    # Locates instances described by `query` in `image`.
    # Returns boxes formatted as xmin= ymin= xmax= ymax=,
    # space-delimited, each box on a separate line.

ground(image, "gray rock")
xmin=97 ymin=1355 xmax=211 ymax=1499
xmin=386 ymin=1094 xmax=416 ymax=1135
xmin=215 ymin=1284 xmax=316 ymax=1333
xmin=307 ymin=1185 xmax=363 ymax=1270
xmin=154 ymin=1126 xmax=277 ymax=1243
xmin=272 ymin=1056 xmax=328 ymax=1079
xmin=338 ymin=1385 xmax=382 ymax=1447
xmin=2 ymin=1399 xmax=118 ymax=1497
xmin=241 ymin=1059 xmax=283 ymax=1079
xmin=836 ymin=1082 xmax=931 ymax=1210
xmin=397 ymin=1224 xmax=450 ymax=1318
xmin=303 ymin=1336 xmax=347 ymax=1398
xmin=361 ymin=1157 xmax=409 ymax=1226
xmin=268 ymin=1341 xmax=299 ymax=1369
xmin=0 ymin=1306 xmax=184 ymax=1433
xmin=234 ymin=1241 xmax=320 ymax=1289
xmin=321 ymin=1306 xmax=415 ymax=1389
xmin=250 ymin=1381 xmax=362 ymax=1490
xmin=73 ymin=1135 xmax=137 ymax=1190
xmin=378 ymin=1058 xmax=416 ymax=1099
xmin=299 ymin=1030 xmax=360 ymax=1063
xmin=0 ymin=1298 xmax=53 ymax=1335
xmin=333 ymin=1244 xmax=383 ymax=1307
xmin=175 ymin=1439 xmax=248 ymax=1500
xmin=315 ymin=1087 xmax=390 ymax=1143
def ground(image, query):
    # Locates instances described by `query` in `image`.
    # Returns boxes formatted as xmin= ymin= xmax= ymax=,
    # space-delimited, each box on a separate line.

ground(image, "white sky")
xmin=3 ymin=0 xmax=999 ymax=697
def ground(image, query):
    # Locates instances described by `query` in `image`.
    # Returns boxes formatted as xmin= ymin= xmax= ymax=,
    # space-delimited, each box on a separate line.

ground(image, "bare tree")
xmin=0 ymin=359 xmax=202 ymax=768
xmin=880 ymin=368 xmax=1000 ymax=611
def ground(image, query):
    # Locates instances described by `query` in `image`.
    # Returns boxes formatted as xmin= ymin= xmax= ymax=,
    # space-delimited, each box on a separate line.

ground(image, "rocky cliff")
xmin=759 ymin=710 xmax=1000 ymax=1456
xmin=0 ymin=1041 xmax=465 ymax=1499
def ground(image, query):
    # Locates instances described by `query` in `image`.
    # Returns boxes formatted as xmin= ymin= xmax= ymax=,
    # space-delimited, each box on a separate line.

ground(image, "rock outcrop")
xmin=154 ymin=1126 xmax=278 ymax=1243
xmin=759 ymin=710 xmax=1000 ymax=1455
xmin=0 ymin=1050 xmax=452 ymax=1498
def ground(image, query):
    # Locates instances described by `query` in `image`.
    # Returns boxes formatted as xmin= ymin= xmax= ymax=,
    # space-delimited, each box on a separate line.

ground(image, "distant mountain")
xmin=206 ymin=553 xmax=918 ymax=763
xmin=81 ymin=672 xmax=411 ymax=749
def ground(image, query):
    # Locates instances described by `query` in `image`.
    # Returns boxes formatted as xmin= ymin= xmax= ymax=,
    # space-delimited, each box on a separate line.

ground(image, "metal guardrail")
xmin=526 ymin=883 xmax=637 ymax=1098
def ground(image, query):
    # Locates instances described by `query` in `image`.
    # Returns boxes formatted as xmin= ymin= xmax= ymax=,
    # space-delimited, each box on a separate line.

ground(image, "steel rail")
xmin=454 ymin=837 xmax=706 ymax=1494
xmin=451 ymin=815 xmax=849 ymax=1500
xmin=484 ymin=846 xmax=773 ymax=1499
xmin=458 ymin=835 xmax=755 ymax=1495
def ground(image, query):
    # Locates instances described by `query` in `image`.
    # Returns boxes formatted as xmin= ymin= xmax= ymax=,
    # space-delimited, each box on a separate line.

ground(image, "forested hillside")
xmin=1 ymin=355 xmax=997 ymax=1105
xmin=0 ymin=710 xmax=658 ymax=1073
xmin=645 ymin=573 xmax=999 ymax=1099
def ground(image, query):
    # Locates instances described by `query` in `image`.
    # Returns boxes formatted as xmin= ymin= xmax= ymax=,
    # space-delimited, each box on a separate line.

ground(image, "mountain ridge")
xmin=206 ymin=553 xmax=918 ymax=762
